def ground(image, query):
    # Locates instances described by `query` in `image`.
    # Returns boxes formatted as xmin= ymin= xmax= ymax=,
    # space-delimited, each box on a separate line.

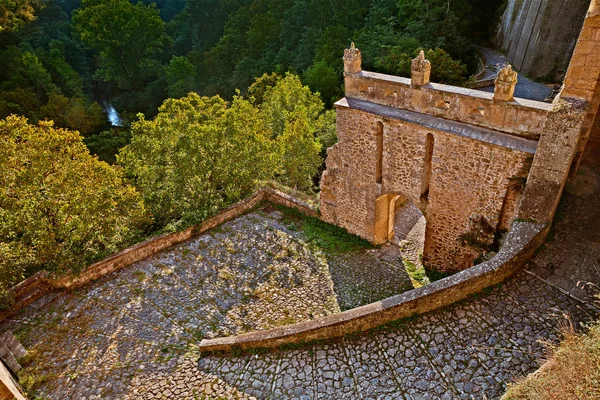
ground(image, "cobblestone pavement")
xmin=3 ymin=145 xmax=599 ymax=399
xmin=0 ymin=208 xmax=413 ymax=399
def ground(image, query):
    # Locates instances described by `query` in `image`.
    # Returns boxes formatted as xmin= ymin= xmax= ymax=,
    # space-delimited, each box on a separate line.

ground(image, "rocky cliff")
xmin=495 ymin=0 xmax=589 ymax=81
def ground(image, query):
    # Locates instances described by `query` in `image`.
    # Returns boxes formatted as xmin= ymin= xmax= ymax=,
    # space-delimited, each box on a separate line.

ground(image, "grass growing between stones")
xmin=271 ymin=204 xmax=374 ymax=253
xmin=503 ymin=319 xmax=600 ymax=400
xmin=403 ymin=259 xmax=430 ymax=287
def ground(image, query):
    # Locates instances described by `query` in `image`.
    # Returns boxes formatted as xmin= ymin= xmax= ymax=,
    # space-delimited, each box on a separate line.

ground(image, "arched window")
xmin=376 ymin=121 xmax=384 ymax=184
xmin=420 ymin=133 xmax=434 ymax=203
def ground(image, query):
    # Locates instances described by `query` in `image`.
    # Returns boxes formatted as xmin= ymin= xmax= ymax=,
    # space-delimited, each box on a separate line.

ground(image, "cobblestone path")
xmin=0 ymin=208 xmax=412 ymax=399
xmin=191 ymin=151 xmax=600 ymax=400
xmin=3 ymin=145 xmax=599 ymax=399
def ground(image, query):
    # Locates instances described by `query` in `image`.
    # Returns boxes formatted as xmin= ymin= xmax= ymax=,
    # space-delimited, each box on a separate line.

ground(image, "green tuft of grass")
xmin=403 ymin=260 xmax=430 ymax=287
xmin=424 ymin=268 xmax=453 ymax=282
xmin=273 ymin=204 xmax=373 ymax=253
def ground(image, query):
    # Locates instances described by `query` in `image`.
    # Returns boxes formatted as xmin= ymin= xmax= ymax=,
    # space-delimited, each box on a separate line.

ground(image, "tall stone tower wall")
xmin=495 ymin=0 xmax=589 ymax=80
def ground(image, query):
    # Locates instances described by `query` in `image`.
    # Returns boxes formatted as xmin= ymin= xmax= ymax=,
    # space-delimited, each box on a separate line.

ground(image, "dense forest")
xmin=1 ymin=0 xmax=503 ymax=137
xmin=0 ymin=0 xmax=505 ymax=305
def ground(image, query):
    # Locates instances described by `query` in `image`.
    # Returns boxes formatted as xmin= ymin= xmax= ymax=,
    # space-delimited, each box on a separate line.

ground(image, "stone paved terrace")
xmin=0 ymin=206 xmax=414 ymax=399
xmin=2 ymin=147 xmax=600 ymax=399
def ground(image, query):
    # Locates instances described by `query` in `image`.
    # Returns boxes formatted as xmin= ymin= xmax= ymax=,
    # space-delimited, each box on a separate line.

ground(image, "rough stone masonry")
xmin=320 ymin=0 xmax=600 ymax=273
xmin=320 ymin=46 xmax=544 ymax=272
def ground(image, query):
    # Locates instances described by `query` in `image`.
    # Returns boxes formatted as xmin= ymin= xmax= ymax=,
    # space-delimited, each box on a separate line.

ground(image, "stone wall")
xmin=343 ymin=71 xmax=551 ymax=140
xmin=562 ymin=0 xmax=600 ymax=179
xmin=495 ymin=0 xmax=589 ymax=80
xmin=198 ymin=221 xmax=547 ymax=353
xmin=321 ymin=98 xmax=535 ymax=271
xmin=521 ymin=0 xmax=600 ymax=222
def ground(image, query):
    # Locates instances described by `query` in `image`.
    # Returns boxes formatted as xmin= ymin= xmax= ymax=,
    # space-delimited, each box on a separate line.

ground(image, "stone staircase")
xmin=0 ymin=332 xmax=26 ymax=374
xmin=0 ymin=332 xmax=26 ymax=400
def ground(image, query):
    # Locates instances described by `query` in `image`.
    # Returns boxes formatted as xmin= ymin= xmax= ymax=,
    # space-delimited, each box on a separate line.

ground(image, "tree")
xmin=0 ymin=0 xmax=38 ymax=32
xmin=260 ymin=73 xmax=324 ymax=138
xmin=302 ymin=60 xmax=341 ymax=106
xmin=314 ymin=109 xmax=337 ymax=154
xmin=0 ymin=115 xmax=148 ymax=308
xmin=277 ymin=110 xmax=322 ymax=191
xmin=165 ymin=55 xmax=197 ymax=98
xmin=39 ymin=92 xmax=107 ymax=136
xmin=118 ymin=93 xmax=277 ymax=228
xmin=247 ymin=72 xmax=282 ymax=104
xmin=85 ymin=128 xmax=132 ymax=164
xmin=73 ymin=0 xmax=167 ymax=89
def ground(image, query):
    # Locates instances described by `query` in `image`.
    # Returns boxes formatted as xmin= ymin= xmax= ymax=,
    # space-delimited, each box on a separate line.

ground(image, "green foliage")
xmin=85 ymin=128 xmax=132 ymax=164
xmin=73 ymin=0 xmax=167 ymax=90
xmin=260 ymin=74 xmax=324 ymax=139
xmin=0 ymin=115 xmax=149 ymax=308
xmin=314 ymin=109 xmax=337 ymax=153
xmin=0 ymin=25 xmax=106 ymax=136
xmin=277 ymin=110 xmax=322 ymax=191
xmin=302 ymin=60 xmax=341 ymax=107
xmin=166 ymin=55 xmax=197 ymax=98
xmin=39 ymin=92 xmax=107 ymax=136
xmin=247 ymin=72 xmax=282 ymax=105
xmin=0 ymin=0 xmax=38 ymax=32
xmin=118 ymin=93 xmax=277 ymax=228
xmin=424 ymin=267 xmax=452 ymax=282
xmin=275 ymin=204 xmax=373 ymax=253
xmin=1 ymin=0 xmax=503 ymax=135
xmin=403 ymin=259 xmax=430 ymax=287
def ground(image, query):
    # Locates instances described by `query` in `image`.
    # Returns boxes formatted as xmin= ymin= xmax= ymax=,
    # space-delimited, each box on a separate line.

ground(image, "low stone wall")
xmin=0 ymin=360 xmax=25 ymax=400
xmin=0 ymin=187 xmax=318 ymax=323
xmin=198 ymin=221 xmax=547 ymax=353
xmin=344 ymin=71 xmax=552 ymax=140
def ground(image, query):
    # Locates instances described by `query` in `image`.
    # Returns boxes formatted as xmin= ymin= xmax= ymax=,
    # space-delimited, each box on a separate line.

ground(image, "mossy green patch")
xmin=272 ymin=204 xmax=374 ymax=253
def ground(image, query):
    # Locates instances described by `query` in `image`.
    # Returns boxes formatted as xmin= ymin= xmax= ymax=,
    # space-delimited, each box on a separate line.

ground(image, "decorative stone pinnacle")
xmin=494 ymin=64 xmax=518 ymax=102
xmin=344 ymin=42 xmax=360 ymax=60
xmin=412 ymin=50 xmax=429 ymax=72
xmin=343 ymin=42 xmax=362 ymax=74
xmin=411 ymin=50 xmax=431 ymax=88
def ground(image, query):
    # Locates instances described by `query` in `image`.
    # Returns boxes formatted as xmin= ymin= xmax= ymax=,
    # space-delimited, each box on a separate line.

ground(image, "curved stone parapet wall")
xmin=0 ymin=187 xmax=317 ymax=323
xmin=198 ymin=221 xmax=547 ymax=353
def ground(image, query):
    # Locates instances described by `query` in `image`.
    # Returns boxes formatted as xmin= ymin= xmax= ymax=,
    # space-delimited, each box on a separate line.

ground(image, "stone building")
xmin=320 ymin=0 xmax=600 ymax=272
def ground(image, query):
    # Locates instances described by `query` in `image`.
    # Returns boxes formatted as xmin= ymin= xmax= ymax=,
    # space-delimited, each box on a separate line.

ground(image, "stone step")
xmin=13 ymin=285 xmax=48 ymax=310
xmin=0 ymin=332 xmax=27 ymax=374
xmin=0 ymin=343 xmax=20 ymax=373
xmin=0 ymin=333 xmax=26 ymax=360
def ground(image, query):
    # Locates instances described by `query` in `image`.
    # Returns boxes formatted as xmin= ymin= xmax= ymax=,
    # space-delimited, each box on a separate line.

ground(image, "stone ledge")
xmin=357 ymin=71 xmax=554 ymax=111
xmin=337 ymin=97 xmax=539 ymax=154
xmin=198 ymin=221 xmax=547 ymax=353
xmin=345 ymin=70 xmax=551 ymax=139
xmin=0 ymin=187 xmax=318 ymax=323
